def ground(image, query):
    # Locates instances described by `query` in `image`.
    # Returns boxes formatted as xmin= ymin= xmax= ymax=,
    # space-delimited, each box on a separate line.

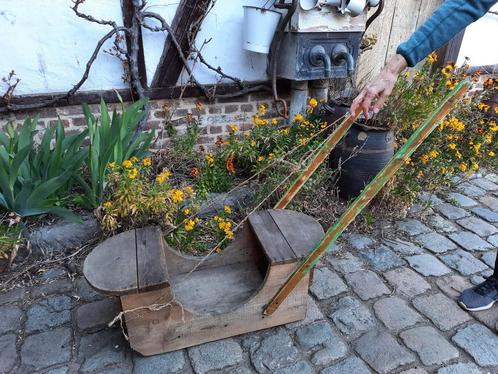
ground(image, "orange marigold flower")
xmin=427 ymin=52 xmax=438 ymax=64
xmin=226 ymin=156 xmax=235 ymax=174
xmin=191 ymin=167 xmax=199 ymax=177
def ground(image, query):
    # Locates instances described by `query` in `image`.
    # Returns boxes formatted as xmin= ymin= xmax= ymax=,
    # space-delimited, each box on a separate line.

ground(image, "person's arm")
xmin=351 ymin=0 xmax=497 ymax=118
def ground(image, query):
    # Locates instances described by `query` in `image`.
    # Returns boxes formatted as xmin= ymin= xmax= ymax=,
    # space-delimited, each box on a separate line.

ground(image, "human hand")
xmin=351 ymin=54 xmax=408 ymax=119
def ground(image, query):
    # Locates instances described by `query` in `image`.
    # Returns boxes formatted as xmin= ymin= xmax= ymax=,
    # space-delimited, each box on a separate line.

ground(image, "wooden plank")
xmin=122 ymin=0 xmax=147 ymax=89
xmin=121 ymin=261 xmax=309 ymax=356
xmin=268 ymin=209 xmax=324 ymax=259
xmin=151 ymin=0 xmax=211 ymax=88
xmin=136 ymin=226 xmax=169 ymax=292
xmin=83 ymin=230 xmax=138 ymax=296
xmin=264 ymin=81 xmax=470 ymax=316
xmin=385 ymin=0 xmax=422 ymax=60
xmin=248 ymin=210 xmax=296 ymax=265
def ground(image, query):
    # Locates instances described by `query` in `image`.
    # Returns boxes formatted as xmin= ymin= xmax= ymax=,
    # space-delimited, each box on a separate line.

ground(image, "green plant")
xmin=0 ymin=118 xmax=85 ymax=220
xmin=76 ymin=97 xmax=155 ymax=208
xmin=0 ymin=215 xmax=24 ymax=263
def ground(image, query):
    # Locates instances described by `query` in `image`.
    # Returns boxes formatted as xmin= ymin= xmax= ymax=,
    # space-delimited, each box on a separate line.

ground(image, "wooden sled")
xmin=83 ymin=209 xmax=324 ymax=356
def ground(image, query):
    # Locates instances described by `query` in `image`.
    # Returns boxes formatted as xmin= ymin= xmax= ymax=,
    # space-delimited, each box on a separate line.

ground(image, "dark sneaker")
xmin=458 ymin=277 xmax=498 ymax=312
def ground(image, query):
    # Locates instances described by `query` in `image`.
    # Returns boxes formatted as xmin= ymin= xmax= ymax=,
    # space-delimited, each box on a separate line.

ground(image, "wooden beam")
xmin=433 ymin=30 xmax=465 ymax=69
xmin=150 ymin=0 xmax=211 ymax=88
xmin=122 ymin=0 xmax=147 ymax=90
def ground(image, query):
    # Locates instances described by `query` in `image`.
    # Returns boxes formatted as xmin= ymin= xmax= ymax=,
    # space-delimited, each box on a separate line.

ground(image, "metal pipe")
xmin=310 ymin=45 xmax=332 ymax=78
xmin=332 ymin=44 xmax=355 ymax=76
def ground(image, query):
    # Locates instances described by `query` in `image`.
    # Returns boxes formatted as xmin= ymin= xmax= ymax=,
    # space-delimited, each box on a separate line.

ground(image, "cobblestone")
xmin=427 ymin=215 xmax=458 ymax=233
xmin=413 ymin=293 xmax=471 ymax=331
xmin=359 ymin=244 xmax=404 ymax=271
xmin=0 ymin=305 xmax=22 ymax=334
xmin=415 ymin=232 xmax=457 ymax=253
xmin=25 ymin=295 xmax=72 ymax=333
xmin=383 ymin=238 xmax=424 ymax=255
xmin=471 ymin=207 xmax=498 ymax=223
xmin=355 ymin=330 xmax=415 ymax=373
xmin=295 ymin=321 xmax=345 ymax=352
xmin=480 ymin=195 xmax=498 ymax=211
xmin=449 ymin=231 xmax=494 ymax=251
xmin=457 ymin=182 xmax=486 ymax=197
xmin=440 ymin=249 xmax=489 ymax=275
xmin=321 ymin=357 xmax=371 ymax=374
xmin=406 ymin=254 xmax=451 ymax=276
xmin=0 ymin=287 xmax=27 ymax=305
xmin=21 ymin=327 xmax=72 ymax=371
xmin=486 ymin=173 xmax=498 ymax=183
xmin=327 ymin=252 xmax=365 ymax=273
xmin=397 ymin=219 xmax=432 ymax=236
xmin=133 ymin=351 xmax=185 ymax=374
xmin=75 ymin=298 xmax=121 ymax=331
xmin=452 ymin=324 xmax=498 ymax=366
xmin=373 ymin=296 xmax=422 ymax=330
xmin=488 ymin=234 xmax=498 ymax=247
xmin=311 ymin=345 xmax=348 ymax=366
xmin=471 ymin=178 xmax=498 ymax=191
xmin=309 ymin=267 xmax=347 ymax=300
xmin=275 ymin=361 xmax=313 ymax=374
xmin=189 ymin=339 xmax=243 ymax=374
xmin=457 ymin=216 xmax=498 ymax=237
xmin=384 ymin=267 xmax=431 ymax=297
xmin=436 ymin=362 xmax=481 ymax=374
xmin=400 ymin=326 xmax=459 ymax=365
xmin=0 ymin=334 xmax=17 ymax=373
xmin=481 ymin=251 xmax=497 ymax=267
xmin=250 ymin=329 xmax=298 ymax=374
xmin=31 ymin=278 xmax=73 ymax=298
xmin=328 ymin=296 xmax=376 ymax=338
xmin=436 ymin=274 xmax=473 ymax=299
xmin=346 ymin=233 xmax=375 ymax=250
xmin=345 ymin=270 xmax=390 ymax=300
xmin=447 ymin=192 xmax=478 ymax=208
xmin=419 ymin=192 xmax=444 ymax=206
xmin=436 ymin=203 xmax=470 ymax=220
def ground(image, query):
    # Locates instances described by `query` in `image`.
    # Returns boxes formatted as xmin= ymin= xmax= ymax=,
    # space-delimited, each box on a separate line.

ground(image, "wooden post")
xmin=264 ymin=81 xmax=470 ymax=316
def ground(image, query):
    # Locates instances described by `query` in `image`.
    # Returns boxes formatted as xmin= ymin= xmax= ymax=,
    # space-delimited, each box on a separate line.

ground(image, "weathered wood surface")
xmin=83 ymin=227 xmax=169 ymax=296
xmin=356 ymin=0 xmax=443 ymax=84
xmin=264 ymin=81 xmax=470 ymax=316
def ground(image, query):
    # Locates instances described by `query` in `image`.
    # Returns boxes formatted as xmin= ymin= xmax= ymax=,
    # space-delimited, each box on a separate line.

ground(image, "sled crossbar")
xmin=264 ymin=81 xmax=470 ymax=316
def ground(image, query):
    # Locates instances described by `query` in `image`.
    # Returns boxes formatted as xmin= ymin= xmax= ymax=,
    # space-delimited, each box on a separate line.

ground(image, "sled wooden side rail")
xmin=264 ymin=81 xmax=470 ymax=316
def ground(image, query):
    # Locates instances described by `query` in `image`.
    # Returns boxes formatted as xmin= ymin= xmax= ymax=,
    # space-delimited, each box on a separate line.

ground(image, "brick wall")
xmin=0 ymin=91 xmax=284 ymax=150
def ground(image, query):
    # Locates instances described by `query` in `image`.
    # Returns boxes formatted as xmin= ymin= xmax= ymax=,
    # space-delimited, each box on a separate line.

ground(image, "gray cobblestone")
xmin=25 ymin=295 xmax=72 ymax=333
xmin=0 ymin=287 xmax=27 ymax=305
xmin=486 ymin=173 xmax=498 ymax=183
xmin=329 ymin=296 xmax=376 ymax=338
xmin=446 ymin=192 xmax=478 ymax=208
xmin=327 ymin=252 xmax=365 ymax=273
xmin=310 ymin=267 xmax=347 ymax=300
xmin=488 ymin=234 xmax=498 ymax=247
xmin=415 ymin=232 xmax=457 ymax=253
xmin=413 ymin=293 xmax=471 ymax=331
xmin=45 ymin=367 xmax=69 ymax=374
xmin=400 ymin=326 xmax=459 ymax=365
xmin=275 ymin=361 xmax=313 ymax=374
xmin=449 ymin=231 xmax=494 ymax=251
xmin=311 ymin=345 xmax=348 ymax=366
xmin=436 ymin=274 xmax=473 ymax=299
xmin=295 ymin=321 xmax=346 ymax=352
xmin=75 ymin=298 xmax=121 ymax=331
xmin=321 ymin=357 xmax=372 ymax=374
xmin=419 ymin=192 xmax=444 ymax=206
xmin=0 ymin=334 xmax=17 ymax=373
xmin=31 ymin=278 xmax=73 ymax=298
xmin=75 ymin=277 xmax=105 ymax=302
xmin=457 ymin=182 xmax=486 ymax=197
xmin=480 ymin=251 xmax=496 ymax=267
xmin=427 ymin=215 xmax=458 ymax=233
xmin=471 ymin=177 xmax=498 ymax=191
xmin=373 ymin=296 xmax=422 ymax=330
xmin=359 ymin=245 xmax=404 ymax=272
xmin=400 ymin=369 xmax=428 ymax=374
xmin=346 ymin=233 xmax=375 ymax=250
xmin=406 ymin=254 xmax=451 ymax=276
xmin=452 ymin=324 xmax=498 ymax=366
xmin=436 ymin=203 xmax=470 ymax=220
xmin=457 ymin=216 xmax=498 ymax=237
xmin=397 ymin=219 xmax=431 ymax=236
xmin=471 ymin=207 xmax=498 ymax=223
xmin=0 ymin=305 xmax=22 ymax=334
xmin=384 ymin=267 xmax=431 ymax=297
xmin=250 ymin=329 xmax=298 ymax=374
xmin=133 ymin=351 xmax=185 ymax=374
xmin=440 ymin=249 xmax=489 ymax=275
xmin=437 ymin=362 xmax=481 ymax=374
xmin=21 ymin=327 xmax=72 ymax=371
xmin=286 ymin=296 xmax=324 ymax=329
xmin=355 ymin=330 xmax=415 ymax=373
xmin=189 ymin=339 xmax=243 ymax=374
xmin=480 ymin=195 xmax=498 ymax=211
xmin=345 ymin=270 xmax=390 ymax=300
xmin=383 ymin=238 xmax=424 ymax=255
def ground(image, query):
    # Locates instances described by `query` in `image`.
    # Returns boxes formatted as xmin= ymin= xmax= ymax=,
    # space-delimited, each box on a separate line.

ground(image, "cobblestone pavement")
xmin=2 ymin=172 xmax=498 ymax=373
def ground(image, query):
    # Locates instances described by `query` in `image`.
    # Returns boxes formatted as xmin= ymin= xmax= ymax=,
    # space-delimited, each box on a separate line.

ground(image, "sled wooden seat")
xmin=83 ymin=209 xmax=324 ymax=356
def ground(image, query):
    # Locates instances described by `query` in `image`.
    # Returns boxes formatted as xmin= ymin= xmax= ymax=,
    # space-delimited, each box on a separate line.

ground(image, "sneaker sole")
xmin=458 ymin=299 xmax=497 ymax=312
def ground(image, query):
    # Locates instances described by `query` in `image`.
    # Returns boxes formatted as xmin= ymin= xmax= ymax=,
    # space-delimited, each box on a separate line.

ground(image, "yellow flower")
xmin=404 ymin=70 xmax=411 ymax=78
xmin=429 ymin=150 xmax=439 ymax=159
xmin=228 ymin=124 xmax=238 ymax=133
xmin=108 ymin=162 xmax=117 ymax=169
xmin=473 ymin=143 xmax=482 ymax=154
xmin=441 ymin=65 xmax=453 ymax=78
xmin=128 ymin=168 xmax=138 ymax=180
xmin=253 ymin=116 xmax=268 ymax=127
xmin=294 ymin=114 xmax=304 ymax=122
xmin=427 ymin=52 xmax=438 ymax=63
xmin=156 ymin=169 xmax=171 ymax=185
xmin=471 ymin=162 xmax=479 ymax=171
xmin=309 ymin=98 xmax=318 ymax=108
xmin=130 ymin=156 xmax=138 ymax=163
xmin=489 ymin=151 xmax=496 ymax=157
xmin=299 ymin=137 xmax=308 ymax=146
xmin=258 ymin=104 xmax=266 ymax=115
xmin=420 ymin=154 xmax=430 ymax=165
xmin=250 ymin=140 xmax=257 ymax=147
xmin=478 ymin=103 xmax=490 ymax=112
xmin=268 ymin=153 xmax=275 ymax=160
xmin=103 ymin=201 xmax=112 ymax=209
xmin=484 ymin=134 xmax=493 ymax=144
xmin=458 ymin=162 xmax=467 ymax=172
xmin=244 ymin=131 xmax=250 ymax=137
xmin=447 ymin=143 xmax=457 ymax=150
xmin=224 ymin=205 xmax=232 ymax=214
xmin=271 ymin=118 xmax=278 ymax=125
xmin=184 ymin=219 xmax=196 ymax=231
xmin=257 ymin=155 xmax=265 ymax=162
xmin=205 ymin=153 xmax=215 ymax=167
xmin=122 ymin=159 xmax=133 ymax=169
xmin=142 ymin=158 xmax=152 ymax=167
xmin=184 ymin=185 xmax=194 ymax=196
xmin=280 ymin=128 xmax=289 ymax=135
xmin=183 ymin=208 xmax=191 ymax=215
xmin=455 ymin=150 xmax=462 ymax=159
xmin=169 ymin=189 xmax=184 ymax=204
xmin=489 ymin=121 xmax=498 ymax=132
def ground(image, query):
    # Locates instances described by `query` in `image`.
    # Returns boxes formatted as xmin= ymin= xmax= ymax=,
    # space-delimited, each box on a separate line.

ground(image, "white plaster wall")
xmin=0 ymin=0 xmax=128 ymax=95
xmin=457 ymin=4 xmax=498 ymax=67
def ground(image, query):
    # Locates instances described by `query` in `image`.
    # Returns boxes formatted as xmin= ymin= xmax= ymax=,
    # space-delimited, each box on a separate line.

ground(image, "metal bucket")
xmin=242 ymin=6 xmax=281 ymax=54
